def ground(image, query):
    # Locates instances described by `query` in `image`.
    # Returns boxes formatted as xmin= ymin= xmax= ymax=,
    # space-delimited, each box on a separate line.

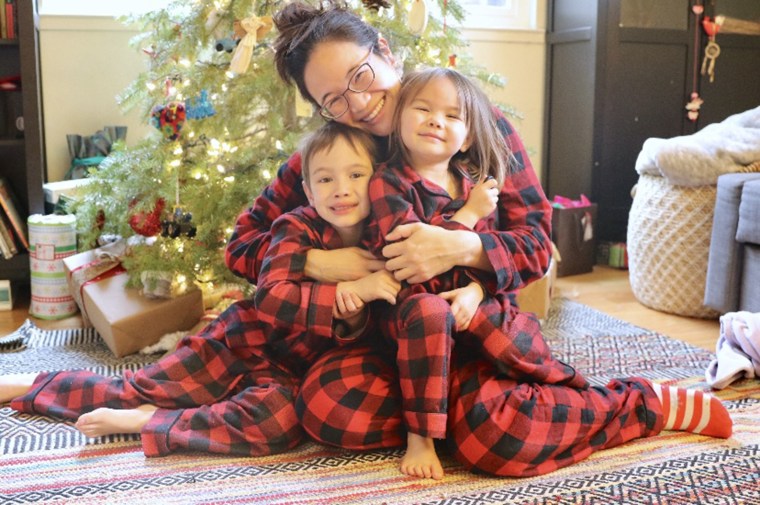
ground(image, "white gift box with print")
xmin=28 ymin=214 xmax=78 ymax=319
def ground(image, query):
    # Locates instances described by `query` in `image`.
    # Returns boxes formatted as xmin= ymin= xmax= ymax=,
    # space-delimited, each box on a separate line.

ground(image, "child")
xmin=0 ymin=122 xmax=399 ymax=458
xmin=253 ymin=122 xmax=401 ymax=369
xmin=368 ymin=67 xmax=731 ymax=480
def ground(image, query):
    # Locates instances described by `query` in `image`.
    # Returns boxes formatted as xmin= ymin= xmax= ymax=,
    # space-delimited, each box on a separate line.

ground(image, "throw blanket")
xmin=636 ymin=106 xmax=760 ymax=186
xmin=706 ymin=311 xmax=760 ymax=389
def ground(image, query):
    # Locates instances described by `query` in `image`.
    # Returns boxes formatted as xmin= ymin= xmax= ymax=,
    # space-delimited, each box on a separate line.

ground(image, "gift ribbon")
xmin=229 ymin=16 xmax=266 ymax=74
xmin=68 ymin=259 xmax=126 ymax=326
xmin=65 ymin=156 xmax=105 ymax=180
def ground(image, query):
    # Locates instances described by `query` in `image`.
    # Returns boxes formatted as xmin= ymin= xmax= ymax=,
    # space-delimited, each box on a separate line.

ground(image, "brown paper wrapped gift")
xmin=63 ymin=250 xmax=204 ymax=357
xmin=515 ymin=243 xmax=560 ymax=320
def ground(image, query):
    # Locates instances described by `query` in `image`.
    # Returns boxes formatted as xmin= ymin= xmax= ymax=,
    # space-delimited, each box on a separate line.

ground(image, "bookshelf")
xmin=0 ymin=0 xmax=45 ymax=282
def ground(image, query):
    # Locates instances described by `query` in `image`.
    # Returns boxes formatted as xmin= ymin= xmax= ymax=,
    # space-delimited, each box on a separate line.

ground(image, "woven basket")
xmin=627 ymin=173 xmax=720 ymax=319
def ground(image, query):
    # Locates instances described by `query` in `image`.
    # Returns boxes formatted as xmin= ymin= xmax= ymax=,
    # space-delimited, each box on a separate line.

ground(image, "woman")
xmin=225 ymin=0 xmax=731 ymax=478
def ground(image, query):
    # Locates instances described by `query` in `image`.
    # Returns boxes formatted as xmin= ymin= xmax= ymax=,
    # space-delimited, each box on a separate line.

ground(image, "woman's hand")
xmin=305 ymin=247 xmax=386 ymax=283
xmin=438 ymin=282 xmax=484 ymax=331
xmin=382 ymin=223 xmax=491 ymax=284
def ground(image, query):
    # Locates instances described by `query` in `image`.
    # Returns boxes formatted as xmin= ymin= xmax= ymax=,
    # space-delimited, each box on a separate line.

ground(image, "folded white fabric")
xmin=705 ymin=311 xmax=760 ymax=389
xmin=636 ymin=106 xmax=760 ymax=187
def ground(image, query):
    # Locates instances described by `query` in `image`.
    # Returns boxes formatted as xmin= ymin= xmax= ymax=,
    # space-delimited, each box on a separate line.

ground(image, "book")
xmin=0 ymin=279 xmax=12 ymax=311
xmin=0 ymin=212 xmax=16 ymax=259
xmin=5 ymin=0 xmax=15 ymax=40
xmin=0 ymin=177 xmax=28 ymax=250
xmin=0 ymin=0 xmax=7 ymax=39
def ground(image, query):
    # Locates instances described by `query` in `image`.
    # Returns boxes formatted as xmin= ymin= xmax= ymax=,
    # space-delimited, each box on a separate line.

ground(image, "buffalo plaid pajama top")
xmin=365 ymin=160 xmax=588 ymax=440
xmin=226 ymin=114 xmax=665 ymax=477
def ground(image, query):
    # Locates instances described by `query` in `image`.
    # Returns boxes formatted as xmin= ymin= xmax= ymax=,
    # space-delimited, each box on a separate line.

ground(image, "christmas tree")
xmin=73 ymin=0 xmax=506 ymax=296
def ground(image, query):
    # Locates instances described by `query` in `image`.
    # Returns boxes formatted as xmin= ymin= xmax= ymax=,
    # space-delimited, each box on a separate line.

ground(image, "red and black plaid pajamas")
xmin=11 ymin=299 xmax=303 ymax=457
xmin=225 ymin=114 xmax=666 ymax=476
xmin=254 ymin=205 xmax=373 ymax=375
xmin=10 ymin=203 xmax=358 ymax=459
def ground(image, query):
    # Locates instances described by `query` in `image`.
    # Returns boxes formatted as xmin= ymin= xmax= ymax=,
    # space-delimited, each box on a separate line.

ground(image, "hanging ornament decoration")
xmin=151 ymin=102 xmax=187 ymax=140
xmin=448 ymin=54 xmax=457 ymax=68
xmin=162 ymin=207 xmax=197 ymax=239
xmin=685 ymin=2 xmax=704 ymax=122
xmin=701 ymin=17 xmax=721 ymax=83
xmin=362 ymin=0 xmax=391 ymax=11
xmin=408 ymin=0 xmax=429 ymax=36
xmin=685 ymin=92 xmax=704 ymax=121
xmin=229 ymin=15 xmax=273 ymax=74
xmin=186 ymin=90 xmax=216 ymax=120
xmin=129 ymin=197 xmax=166 ymax=237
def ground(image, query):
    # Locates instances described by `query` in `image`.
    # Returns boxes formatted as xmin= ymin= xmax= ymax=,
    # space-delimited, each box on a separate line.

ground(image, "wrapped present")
xmin=63 ymin=249 xmax=204 ymax=357
xmin=28 ymin=214 xmax=78 ymax=319
xmin=516 ymin=242 xmax=560 ymax=320
xmin=551 ymin=196 xmax=597 ymax=277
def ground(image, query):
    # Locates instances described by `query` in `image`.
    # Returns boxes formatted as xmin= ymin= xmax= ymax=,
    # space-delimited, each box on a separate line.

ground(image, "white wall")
xmin=39 ymin=11 xmax=547 ymax=182
xmin=39 ymin=15 xmax=152 ymax=182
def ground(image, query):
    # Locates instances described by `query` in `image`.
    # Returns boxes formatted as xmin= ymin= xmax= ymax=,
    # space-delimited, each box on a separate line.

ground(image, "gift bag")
xmin=65 ymin=126 xmax=127 ymax=180
xmin=551 ymin=196 xmax=597 ymax=277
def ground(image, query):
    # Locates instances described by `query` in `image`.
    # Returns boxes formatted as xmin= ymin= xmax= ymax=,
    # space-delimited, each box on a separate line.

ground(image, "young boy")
xmin=0 ymin=122 xmax=399 ymax=458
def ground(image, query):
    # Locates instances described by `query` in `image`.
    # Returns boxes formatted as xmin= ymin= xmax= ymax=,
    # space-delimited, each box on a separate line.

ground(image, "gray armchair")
xmin=705 ymin=172 xmax=760 ymax=313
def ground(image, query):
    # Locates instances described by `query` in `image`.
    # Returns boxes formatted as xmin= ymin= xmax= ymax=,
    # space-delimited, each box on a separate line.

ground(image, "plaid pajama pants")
xmin=11 ymin=300 xmax=304 ymax=457
xmin=376 ymin=291 xmax=588 ymax=442
xmin=297 ymin=341 xmax=664 ymax=477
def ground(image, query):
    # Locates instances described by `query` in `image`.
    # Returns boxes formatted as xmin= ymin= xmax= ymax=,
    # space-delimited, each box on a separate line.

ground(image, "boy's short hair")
xmin=300 ymin=122 xmax=378 ymax=187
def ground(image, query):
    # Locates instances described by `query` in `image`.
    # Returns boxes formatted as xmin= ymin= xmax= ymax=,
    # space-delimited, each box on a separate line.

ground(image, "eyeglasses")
xmin=319 ymin=49 xmax=376 ymax=120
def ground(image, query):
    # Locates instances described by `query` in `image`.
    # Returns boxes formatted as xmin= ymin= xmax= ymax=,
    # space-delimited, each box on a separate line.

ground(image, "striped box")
xmin=28 ymin=214 xmax=78 ymax=319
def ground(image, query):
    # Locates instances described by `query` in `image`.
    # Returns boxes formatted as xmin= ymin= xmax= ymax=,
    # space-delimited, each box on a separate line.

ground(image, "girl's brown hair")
xmin=300 ymin=122 xmax=378 ymax=187
xmin=273 ymin=0 xmax=380 ymax=107
xmin=388 ymin=67 xmax=515 ymax=186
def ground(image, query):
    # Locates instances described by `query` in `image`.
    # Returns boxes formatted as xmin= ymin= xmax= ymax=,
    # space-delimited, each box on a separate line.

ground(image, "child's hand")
xmin=333 ymin=289 xmax=365 ymax=320
xmin=466 ymin=176 xmax=499 ymax=220
xmin=337 ymin=270 xmax=401 ymax=307
xmin=452 ymin=177 xmax=499 ymax=229
xmin=438 ymin=282 xmax=484 ymax=331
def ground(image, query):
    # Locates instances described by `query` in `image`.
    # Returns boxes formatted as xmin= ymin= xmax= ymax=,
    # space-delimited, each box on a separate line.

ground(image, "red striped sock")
xmin=652 ymin=383 xmax=732 ymax=438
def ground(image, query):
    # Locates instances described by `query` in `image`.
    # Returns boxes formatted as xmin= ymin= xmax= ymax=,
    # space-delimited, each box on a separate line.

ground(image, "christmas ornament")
xmin=685 ymin=92 xmax=704 ymax=122
xmin=162 ymin=207 xmax=197 ymax=239
xmin=215 ymin=38 xmax=239 ymax=53
xmin=686 ymin=2 xmax=705 ymax=122
xmin=186 ymin=90 xmax=216 ymax=120
xmin=229 ymin=15 xmax=273 ymax=74
xmin=701 ymin=17 xmax=721 ymax=83
xmin=408 ymin=0 xmax=429 ymax=36
xmin=151 ymin=102 xmax=186 ymax=140
xmin=362 ymin=0 xmax=390 ymax=11
xmin=129 ymin=197 xmax=166 ymax=237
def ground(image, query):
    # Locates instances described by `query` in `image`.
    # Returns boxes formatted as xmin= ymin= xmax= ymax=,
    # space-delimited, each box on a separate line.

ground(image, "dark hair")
xmin=273 ymin=0 xmax=380 ymax=107
xmin=389 ymin=67 xmax=515 ymax=186
xmin=300 ymin=122 xmax=378 ymax=186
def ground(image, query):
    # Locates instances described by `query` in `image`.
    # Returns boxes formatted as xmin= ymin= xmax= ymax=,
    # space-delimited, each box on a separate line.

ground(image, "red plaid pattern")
xmin=12 ymin=300 xmax=303 ymax=457
xmin=255 ymin=206 xmax=369 ymax=375
xmin=226 ymin=152 xmax=306 ymax=284
xmin=298 ymin=116 xmax=665 ymax=476
xmin=298 ymin=344 xmax=664 ymax=476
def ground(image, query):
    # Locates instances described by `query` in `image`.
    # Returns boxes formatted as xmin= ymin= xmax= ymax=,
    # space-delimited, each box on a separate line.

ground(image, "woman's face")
xmin=304 ymin=40 xmax=401 ymax=137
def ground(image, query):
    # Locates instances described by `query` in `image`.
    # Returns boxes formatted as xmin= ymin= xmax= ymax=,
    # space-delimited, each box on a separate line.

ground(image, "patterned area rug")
xmin=1 ymin=299 xmax=758 ymax=505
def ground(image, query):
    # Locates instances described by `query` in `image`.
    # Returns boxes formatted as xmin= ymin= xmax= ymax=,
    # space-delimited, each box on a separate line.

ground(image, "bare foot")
xmin=400 ymin=433 xmax=444 ymax=480
xmin=76 ymin=404 xmax=158 ymax=437
xmin=0 ymin=373 xmax=39 ymax=403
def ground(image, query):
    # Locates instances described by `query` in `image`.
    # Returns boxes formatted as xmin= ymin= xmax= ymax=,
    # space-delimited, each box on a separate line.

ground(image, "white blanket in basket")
xmin=635 ymin=106 xmax=760 ymax=186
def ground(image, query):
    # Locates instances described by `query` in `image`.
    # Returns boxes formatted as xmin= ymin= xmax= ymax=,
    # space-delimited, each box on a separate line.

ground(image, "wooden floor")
xmin=1 ymin=266 xmax=721 ymax=351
